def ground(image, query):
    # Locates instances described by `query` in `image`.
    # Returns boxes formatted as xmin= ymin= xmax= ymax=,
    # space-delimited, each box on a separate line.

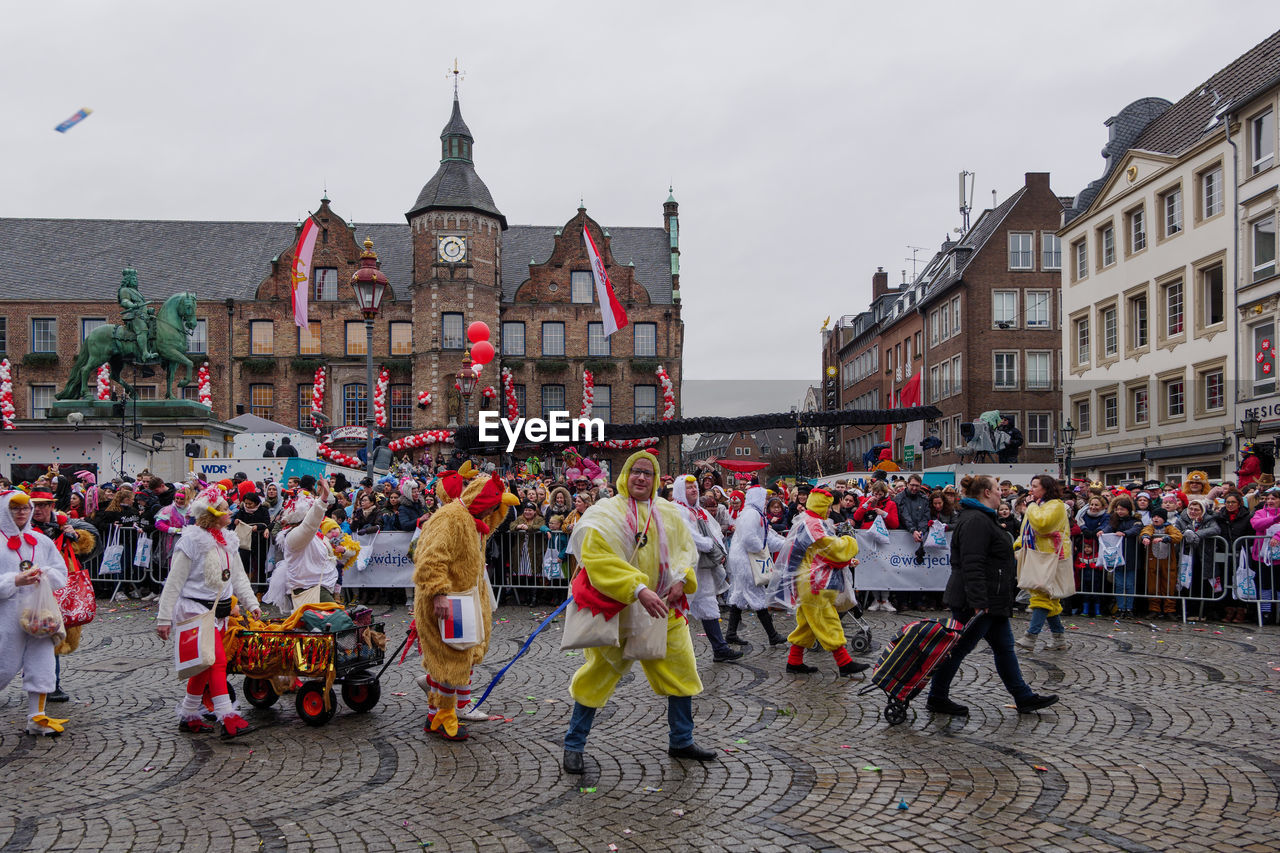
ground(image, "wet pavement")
xmin=2 ymin=600 xmax=1278 ymax=852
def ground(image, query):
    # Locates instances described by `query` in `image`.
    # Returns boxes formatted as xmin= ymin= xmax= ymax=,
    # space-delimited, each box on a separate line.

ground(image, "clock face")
xmin=438 ymin=235 xmax=467 ymax=263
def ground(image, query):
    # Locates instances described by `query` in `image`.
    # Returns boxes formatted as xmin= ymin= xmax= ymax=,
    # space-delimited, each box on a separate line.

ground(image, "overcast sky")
xmin=4 ymin=1 xmax=1277 ymax=388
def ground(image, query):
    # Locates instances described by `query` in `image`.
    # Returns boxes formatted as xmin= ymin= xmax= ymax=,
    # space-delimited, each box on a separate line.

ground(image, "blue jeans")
xmin=928 ymin=610 xmax=1034 ymax=704
xmin=564 ymin=696 xmax=695 ymax=752
xmin=1114 ymin=566 xmax=1136 ymax=611
xmin=1027 ymin=608 xmax=1064 ymax=636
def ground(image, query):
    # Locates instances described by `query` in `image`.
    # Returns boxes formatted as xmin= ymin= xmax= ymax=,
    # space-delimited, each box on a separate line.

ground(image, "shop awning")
xmin=1072 ymin=450 xmax=1144 ymax=467
xmin=713 ymin=458 xmax=771 ymax=473
xmin=1143 ymin=439 xmax=1226 ymax=461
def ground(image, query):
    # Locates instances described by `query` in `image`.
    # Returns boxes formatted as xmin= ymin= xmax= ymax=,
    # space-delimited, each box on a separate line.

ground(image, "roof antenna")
xmin=958 ymin=170 xmax=974 ymax=232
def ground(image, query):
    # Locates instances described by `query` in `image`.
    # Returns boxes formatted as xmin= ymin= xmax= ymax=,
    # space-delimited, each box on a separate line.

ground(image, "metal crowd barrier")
xmin=1214 ymin=535 xmax=1279 ymax=628
xmin=485 ymin=529 xmax=571 ymax=605
xmin=1069 ymin=532 xmax=1278 ymax=625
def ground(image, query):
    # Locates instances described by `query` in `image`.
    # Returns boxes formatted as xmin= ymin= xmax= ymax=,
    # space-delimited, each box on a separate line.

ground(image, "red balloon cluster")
xmin=389 ymin=430 xmax=454 ymax=452
xmin=317 ymin=443 xmax=361 ymax=468
xmin=467 ymin=321 xmax=495 ymax=367
xmin=0 ymin=359 xmax=14 ymax=430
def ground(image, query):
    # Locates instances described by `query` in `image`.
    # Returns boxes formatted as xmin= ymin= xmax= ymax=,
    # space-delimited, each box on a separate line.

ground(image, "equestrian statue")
xmin=55 ymin=268 xmax=200 ymax=401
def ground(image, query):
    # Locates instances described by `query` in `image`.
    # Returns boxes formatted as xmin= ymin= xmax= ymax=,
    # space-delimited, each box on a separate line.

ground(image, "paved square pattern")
xmin=2 ymin=602 xmax=1278 ymax=852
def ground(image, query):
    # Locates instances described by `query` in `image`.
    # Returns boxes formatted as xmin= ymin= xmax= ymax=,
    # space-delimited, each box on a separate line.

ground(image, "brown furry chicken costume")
xmin=412 ymin=465 xmax=518 ymax=740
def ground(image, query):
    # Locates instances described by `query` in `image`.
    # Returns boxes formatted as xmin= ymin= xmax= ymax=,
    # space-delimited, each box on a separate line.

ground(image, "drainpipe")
xmin=1226 ymin=108 xmax=1240 ymax=466
xmin=225 ymin=298 xmax=235 ymax=422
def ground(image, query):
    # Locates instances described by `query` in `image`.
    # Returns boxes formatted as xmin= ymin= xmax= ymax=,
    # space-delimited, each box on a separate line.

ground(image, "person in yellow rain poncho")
xmin=561 ymin=450 xmax=715 ymax=775
xmin=1015 ymin=474 xmax=1074 ymax=652
xmin=772 ymin=488 xmax=870 ymax=678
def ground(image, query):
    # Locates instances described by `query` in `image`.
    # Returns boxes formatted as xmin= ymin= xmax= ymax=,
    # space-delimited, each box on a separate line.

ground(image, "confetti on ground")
xmin=672 ymin=809 xmax=685 ymax=817
xmin=623 ymin=828 xmax=633 ymax=835
xmin=525 ymin=710 xmax=537 ymax=715
xmin=392 ymin=692 xmax=407 ymax=696
xmin=526 ymin=696 xmax=537 ymax=700
xmin=643 ymin=786 xmax=663 ymax=793
xmin=896 ymin=799 xmax=909 ymax=810
xmin=723 ymin=748 xmax=738 ymax=753
xmin=734 ymin=738 xmax=747 ymax=743
xmin=143 ymin=767 xmax=154 ymax=772
xmin=579 ymin=787 xmax=597 ymax=793
xmin=840 ymin=744 xmax=851 ymax=749
xmin=1033 ymin=765 xmax=1049 ymax=772
xmin=862 ymin=765 xmax=881 ymax=771
xmin=1214 ymin=630 xmax=1224 ymax=634
xmin=565 ymin=651 xmax=580 ymax=656
xmin=608 ymin=845 xmax=618 ymax=852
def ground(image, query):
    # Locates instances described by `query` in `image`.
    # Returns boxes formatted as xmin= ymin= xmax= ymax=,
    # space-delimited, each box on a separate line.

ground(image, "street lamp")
xmin=456 ymin=348 xmax=477 ymax=427
xmin=1059 ymin=419 xmax=1077 ymax=481
xmin=1241 ymin=412 xmax=1261 ymax=441
xmin=350 ymin=238 xmax=388 ymax=481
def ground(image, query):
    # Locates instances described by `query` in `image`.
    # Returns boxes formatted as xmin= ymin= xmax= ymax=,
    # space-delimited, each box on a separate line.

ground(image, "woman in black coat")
xmin=232 ymin=492 xmax=272 ymax=585
xmin=925 ymin=474 xmax=1058 ymax=717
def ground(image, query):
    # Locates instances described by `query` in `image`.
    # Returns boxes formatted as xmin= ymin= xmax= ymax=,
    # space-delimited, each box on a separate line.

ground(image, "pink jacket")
xmin=1248 ymin=505 xmax=1280 ymax=560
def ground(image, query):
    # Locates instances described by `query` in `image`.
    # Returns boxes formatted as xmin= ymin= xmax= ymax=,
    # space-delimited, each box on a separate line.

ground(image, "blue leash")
xmin=471 ymin=595 xmax=573 ymax=712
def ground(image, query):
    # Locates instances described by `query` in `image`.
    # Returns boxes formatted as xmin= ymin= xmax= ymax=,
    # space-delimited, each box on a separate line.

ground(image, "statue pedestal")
xmin=49 ymin=399 xmax=218 ymax=421
xmin=14 ymin=400 xmax=242 ymax=484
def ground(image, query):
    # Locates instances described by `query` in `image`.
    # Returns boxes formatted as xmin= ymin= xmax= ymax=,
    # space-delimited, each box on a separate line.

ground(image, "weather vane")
xmin=448 ymin=58 xmax=465 ymax=96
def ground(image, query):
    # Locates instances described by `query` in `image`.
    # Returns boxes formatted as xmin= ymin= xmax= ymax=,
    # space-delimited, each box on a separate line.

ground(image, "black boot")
xmin=724 ymin=607 xmax=745 ymax=644
xmin=703 ymin=619 xmax=742 ymax=662
xmin=756 ymin=609 xmax=785 ymax=645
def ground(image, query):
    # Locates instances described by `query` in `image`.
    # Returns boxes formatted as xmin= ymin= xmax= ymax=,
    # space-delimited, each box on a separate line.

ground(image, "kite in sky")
xmin=54 ymin=108 xmax=92 ymax=133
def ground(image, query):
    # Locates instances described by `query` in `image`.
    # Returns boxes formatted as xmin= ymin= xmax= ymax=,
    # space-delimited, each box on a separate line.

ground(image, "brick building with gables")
xmin=0 ymin=93 xmax=685 ymax=474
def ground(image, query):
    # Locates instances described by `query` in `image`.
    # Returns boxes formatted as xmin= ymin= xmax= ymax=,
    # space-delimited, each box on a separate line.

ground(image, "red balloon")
xmin=467 ymin=322 xmax=490 ymax=344
xmin=471 ymin=340 xmax=495 ymax=365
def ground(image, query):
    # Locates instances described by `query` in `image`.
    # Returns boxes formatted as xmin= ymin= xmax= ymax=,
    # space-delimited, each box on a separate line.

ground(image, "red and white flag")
xmin=583 ymin=226 xmax=629 ymax=336
xmin=291 ymin=218 xmax=319 ymax=328
xmin=883 ymin=370 xmax=923 ymax=443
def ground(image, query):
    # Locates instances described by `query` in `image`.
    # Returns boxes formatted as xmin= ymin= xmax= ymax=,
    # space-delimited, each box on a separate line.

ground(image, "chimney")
xmin=1025 ymin=172 xmax=1051 ymax=191
xmin=872 ymin=266 xmax=889 ymax=299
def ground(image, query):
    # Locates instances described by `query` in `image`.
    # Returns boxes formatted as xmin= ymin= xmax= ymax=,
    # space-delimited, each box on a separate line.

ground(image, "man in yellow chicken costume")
xmin=561 ymin=450 xmax=714 ymax=775
xmin=412 ymin=464 xmax=518 ymax=741
xmin=774 ymin=488 xmax=870 ymax=677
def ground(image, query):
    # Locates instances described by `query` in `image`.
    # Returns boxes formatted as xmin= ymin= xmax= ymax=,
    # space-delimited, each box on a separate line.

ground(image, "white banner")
xmin=851 ymin=529 xmax=952 ymax=591
xmin=340 ymin=531 xmax=416 ymax=588
xmin=309 ymin=528 xmax=951 ymax=591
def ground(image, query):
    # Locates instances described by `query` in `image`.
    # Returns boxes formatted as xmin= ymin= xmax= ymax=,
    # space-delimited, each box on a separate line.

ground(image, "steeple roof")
xmin=442 ymin=96 xmax=473 ymax=140
xmin=406 ymin=95 xmax=506 ymax=228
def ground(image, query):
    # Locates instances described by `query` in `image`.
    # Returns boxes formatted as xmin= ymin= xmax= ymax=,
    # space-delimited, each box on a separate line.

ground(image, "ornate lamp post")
xmin=1059 ymin=420 xmax=1077 ymax=482
xmin=350 ymin=238 xmax=388 ymax=481
xmin=456 ymin=349 xmax=477 ymax=427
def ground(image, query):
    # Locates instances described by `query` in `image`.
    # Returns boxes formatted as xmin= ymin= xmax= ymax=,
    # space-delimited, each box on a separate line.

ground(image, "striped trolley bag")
xmin=860 ymin=617 xmax=972 ymax=725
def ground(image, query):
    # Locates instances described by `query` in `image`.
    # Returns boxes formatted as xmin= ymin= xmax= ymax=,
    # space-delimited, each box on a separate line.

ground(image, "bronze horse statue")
xmin=56 ymin=291 xmax=199 ymax=401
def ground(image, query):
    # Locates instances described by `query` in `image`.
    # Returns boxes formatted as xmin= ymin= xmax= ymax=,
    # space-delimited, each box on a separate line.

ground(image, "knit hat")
xmin=805 ymin=488 xmax=834 ymax=519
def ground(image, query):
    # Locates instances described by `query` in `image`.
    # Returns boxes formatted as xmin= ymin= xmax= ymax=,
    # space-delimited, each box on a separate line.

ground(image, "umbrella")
xmin=713 ymin=458 xmax=770 ymax=473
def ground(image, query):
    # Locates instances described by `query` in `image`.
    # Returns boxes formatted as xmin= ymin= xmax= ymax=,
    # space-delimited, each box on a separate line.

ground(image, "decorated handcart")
xmin=224 ymin=603 xmax=391 ymax=727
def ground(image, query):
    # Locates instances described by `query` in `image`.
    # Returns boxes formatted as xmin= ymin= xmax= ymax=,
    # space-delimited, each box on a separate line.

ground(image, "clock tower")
xmin=407 ymin=92 xmax=507 ymax=429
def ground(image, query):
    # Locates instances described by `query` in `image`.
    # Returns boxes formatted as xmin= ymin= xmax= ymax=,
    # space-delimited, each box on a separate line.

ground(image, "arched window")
xmin=344 ymin=383 xmax=367 ymax=426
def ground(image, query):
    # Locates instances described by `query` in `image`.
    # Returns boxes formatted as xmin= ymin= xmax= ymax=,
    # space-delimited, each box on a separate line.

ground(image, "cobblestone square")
xmin=2 ymin=602 xmax=1277 ymax=852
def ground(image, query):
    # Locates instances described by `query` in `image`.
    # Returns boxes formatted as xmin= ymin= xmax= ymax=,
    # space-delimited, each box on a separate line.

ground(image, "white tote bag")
xmin=100 ymin=525 xmax=124 ymax=575
xmin=173 ymin=610 xmax=217 ymax=680
xmin=748 ymin=548 xmax=776 ymax=586
xmin=924 ymin=520 xmax=949 ymax=552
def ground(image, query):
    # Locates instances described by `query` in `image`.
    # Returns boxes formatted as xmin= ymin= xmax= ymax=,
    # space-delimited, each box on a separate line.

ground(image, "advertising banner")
xmin=340 ymin=531 xmax=416 ymax=588
xmin=851 ymin=530 xmax=952 ymax=591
